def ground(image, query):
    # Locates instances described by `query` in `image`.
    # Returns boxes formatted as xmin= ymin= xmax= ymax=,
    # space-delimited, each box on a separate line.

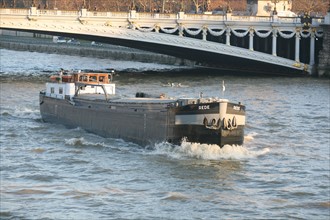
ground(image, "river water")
xmin=0 ymin=49 xmax=329 ymax=219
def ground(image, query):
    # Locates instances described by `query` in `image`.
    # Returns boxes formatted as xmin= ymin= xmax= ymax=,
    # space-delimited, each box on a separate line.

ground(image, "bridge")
xmin=0 ymin=7 xmax=327 ymax=75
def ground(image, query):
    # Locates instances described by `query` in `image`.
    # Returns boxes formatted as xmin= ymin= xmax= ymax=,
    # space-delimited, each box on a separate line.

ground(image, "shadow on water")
xmin=0 ymin=65 xmax=308 ymax=84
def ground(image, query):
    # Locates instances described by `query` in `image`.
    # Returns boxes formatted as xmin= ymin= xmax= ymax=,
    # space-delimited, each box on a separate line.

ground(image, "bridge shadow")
xmin=1 ymin=27 xmax=308 ymax=76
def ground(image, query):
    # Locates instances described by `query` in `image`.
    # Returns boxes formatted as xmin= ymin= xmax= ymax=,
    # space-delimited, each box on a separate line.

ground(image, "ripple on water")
xmin=161 ymin=192 xmax=190 ymax=201
xmin=31 ymin=147 xmax=46 ymax=153
xmin=7 ymin=189 xmax=53 ymax=195
xmin=23 ymin=174 xmax=60 ymax=182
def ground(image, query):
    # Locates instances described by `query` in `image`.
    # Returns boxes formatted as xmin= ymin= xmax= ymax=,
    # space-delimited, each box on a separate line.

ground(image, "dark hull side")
xmin=172 ymin=125 xmax=244 ymax=146
xmin=39 ymin=94 xmax=244 ymax=147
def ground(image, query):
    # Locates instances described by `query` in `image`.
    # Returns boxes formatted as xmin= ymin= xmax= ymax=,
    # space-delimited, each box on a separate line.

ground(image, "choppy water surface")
xmin=0 ymin=49 xmax=329 ymax=219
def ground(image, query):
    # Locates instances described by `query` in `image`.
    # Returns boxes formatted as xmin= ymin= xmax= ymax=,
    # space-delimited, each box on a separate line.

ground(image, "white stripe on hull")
xmin=175 ymin=114 xmax=220 ymax=125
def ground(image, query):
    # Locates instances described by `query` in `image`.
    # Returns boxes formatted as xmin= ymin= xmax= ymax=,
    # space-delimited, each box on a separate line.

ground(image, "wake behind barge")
xmin=39 ymin=71 xmax=246 ymax=147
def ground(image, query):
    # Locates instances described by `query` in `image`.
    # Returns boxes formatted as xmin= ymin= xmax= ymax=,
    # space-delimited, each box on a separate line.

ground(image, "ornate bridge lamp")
xmin=271 ymin=0 xmax=280 ymax=15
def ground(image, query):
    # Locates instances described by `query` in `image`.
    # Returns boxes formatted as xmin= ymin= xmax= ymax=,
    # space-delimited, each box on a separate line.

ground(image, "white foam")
xmin=151 ymin=140 xmax=270 ymax=160
xmin=1 ymin=106 xmax=41 ymax=120
xmin=244 ymin=132 xmax=258 ymax=142
xmin=64 ymin=137 xmax=107 ymax=148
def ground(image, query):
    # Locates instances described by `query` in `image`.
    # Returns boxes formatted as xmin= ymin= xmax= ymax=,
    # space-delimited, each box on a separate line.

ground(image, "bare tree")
xmin=209 ymin=0 xmax=227 ymax=11
xmin=226 ymin=0 xmax=246 ymax=11
xmin=292 ymin=0 xmax=328 ymax=15
xmin=21 ymin=0 xmax=30 ymax=7
xmin=191 ymin=0 xmax=203 ymax=13
xmin=137 ymin=0 xmax=148 ymax=11
xmin=9 ymin=0 xmax=254 ymax=12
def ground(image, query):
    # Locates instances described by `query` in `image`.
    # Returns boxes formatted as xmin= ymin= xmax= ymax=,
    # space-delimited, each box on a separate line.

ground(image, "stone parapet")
xmin=317 ymin=24 xmax=330 ymax=77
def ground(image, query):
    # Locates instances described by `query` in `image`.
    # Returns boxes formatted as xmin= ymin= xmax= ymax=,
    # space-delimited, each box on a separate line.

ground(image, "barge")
xmin=39 ymin=71 xmax=246 ymax=147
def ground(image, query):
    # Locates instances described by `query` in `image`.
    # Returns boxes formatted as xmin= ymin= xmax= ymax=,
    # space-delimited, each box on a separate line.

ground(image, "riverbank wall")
xmin=0 ymin=31 xmax=195 ymax=67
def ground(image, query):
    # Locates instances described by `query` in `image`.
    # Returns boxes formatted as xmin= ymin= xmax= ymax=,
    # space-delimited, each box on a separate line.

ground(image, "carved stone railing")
xmin=0 ymin=8 xmax=324 ymax=25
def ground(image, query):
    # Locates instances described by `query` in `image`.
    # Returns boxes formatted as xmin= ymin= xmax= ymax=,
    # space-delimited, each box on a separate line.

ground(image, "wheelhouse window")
xmin=89 ymin=75 xmax=97 ymax=82
xmin=51 ymin=87 xmax=55 ymax=93
xmin=59 ymin=87 xmax=63 ymax=94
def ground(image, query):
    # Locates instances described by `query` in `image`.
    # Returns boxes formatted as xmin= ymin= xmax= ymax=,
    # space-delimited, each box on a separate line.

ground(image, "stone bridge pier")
xmin=317 ymin=10 xmax=330 ymax=76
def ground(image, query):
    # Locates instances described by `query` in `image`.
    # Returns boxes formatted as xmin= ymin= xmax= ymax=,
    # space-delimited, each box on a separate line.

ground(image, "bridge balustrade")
xmin=38 ymin=10 xmax=59 ymax=16
xmin=86 ymin=11 xmax=109 ymax=17
xmin=110 ymin=12 xmax=130 ymax=18
xmin=60 ymin=11 xmax=80 ymax=16
xmin=184 ymin=14 xmax=224 ymax=21
xmin=0 ymin=8 xmax=324 ymax=25
xmin=0 ymin=8 xmax=29 ymax=14
xmin=136 ymin=12 xmax=159 ymax=19
xmin=231 ymin=15 xmax=271 ymax=22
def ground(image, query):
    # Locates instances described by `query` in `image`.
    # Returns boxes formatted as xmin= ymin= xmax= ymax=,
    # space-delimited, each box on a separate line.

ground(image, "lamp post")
xmin=271 ymin=0 xmax=280 ymax=15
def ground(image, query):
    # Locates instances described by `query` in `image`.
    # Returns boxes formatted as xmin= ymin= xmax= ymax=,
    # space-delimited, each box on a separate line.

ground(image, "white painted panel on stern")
xmin=175 ymin=114 xmax=220 ymax=125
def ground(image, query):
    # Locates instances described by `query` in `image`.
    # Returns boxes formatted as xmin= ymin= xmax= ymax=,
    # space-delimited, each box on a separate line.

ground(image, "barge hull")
xmin=40 ymin=95 xmax=171 ymax=145
xmin=40 ymin=94 xmax=245 ymax=147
